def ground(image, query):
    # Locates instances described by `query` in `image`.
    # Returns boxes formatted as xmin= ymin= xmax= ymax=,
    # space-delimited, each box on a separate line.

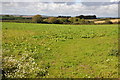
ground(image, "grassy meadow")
xmin=2 ymin=22 xmax=118 ymax=78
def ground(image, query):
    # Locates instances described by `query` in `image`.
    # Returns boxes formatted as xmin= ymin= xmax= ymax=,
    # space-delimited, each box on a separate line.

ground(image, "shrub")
xmin=85 ymin=21 xmax=94 ymax=24
xmin=43 ymin=19 xmax=49 ymax=23
xmin=57 ymin=18 xmax=69 ymax=24
xmin=32 ymin=15 xmax=43 ymax=23
xmin=68 ymin=17 xmax=76 ymax=23
xmin=47 ymin=17 xmax=60 ymax=24
xmin=79 ymin=19 xmax=86 ymax=24
xmin=104 ymin=20 xmax=113 ymax=24
xmin=2 ymin=53 xmax=48 ymax=78
xmin=73 ymin=19 xmax=94 ymax=24
xmin=118 ymin=21 xmax=120 ymax=24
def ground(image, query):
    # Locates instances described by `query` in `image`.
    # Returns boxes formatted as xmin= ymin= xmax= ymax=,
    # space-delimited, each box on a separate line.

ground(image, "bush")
xmin=73 ymin=19 xmax=94 ymax=24
xmin=2 ymin=53 xmax=48 ymax=78
xmin=43 ymin=19 xmax=49 ymax=23
xmin=104 ymin=20 xmax=113 ymax=24
xmin=32 ymin=15 xmax=43 ymax=23
xmin=57 ymin=18 xmax=69 ymax=24
xmin=79 ymin=19 xmax=86 ymax=24
xmin=118 ymin=21 xmax=120 ymax=24
xmin=112 ymin=21 xmax=120 ymax=24
xmin=85 ymin=21 xmax=94 ymax=24
xmin=47 ymin=17 xmax=60 ymax=24
xmin=68 ymin=17 xmax=76 ymax=23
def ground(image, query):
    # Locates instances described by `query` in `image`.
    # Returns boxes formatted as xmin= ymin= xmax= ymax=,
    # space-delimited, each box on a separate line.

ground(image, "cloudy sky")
xmin=1 ymin=0 xmax=120 ymax=17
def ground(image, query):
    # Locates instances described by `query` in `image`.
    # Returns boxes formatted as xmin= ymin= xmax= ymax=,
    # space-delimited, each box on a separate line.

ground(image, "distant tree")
xmin=4 ymin=15 xmax=10 ymax=17
xmin=3 ymin=15 xmax=14 ymax=17
xmin=68 ymin=17 xmax=85 ymax=24
xmin=43 ymin=19 xmax=49 ymax=23
xmin=76 ymin=15 xmax=96 ymax=19
xmin=80 ymin=19 xmax=85 ymax=23
xmin=32 ymin=15 xmax=43 ymax=23
xmin=68 ymin=17 xmax=76 ymax=23
xmin=57 ymin=18 xmax=69 ymax=24
xmin=47 ymin=17 xmax=60 ymax=24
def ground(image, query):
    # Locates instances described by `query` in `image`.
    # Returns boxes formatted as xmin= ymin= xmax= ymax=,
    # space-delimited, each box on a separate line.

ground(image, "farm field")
xmin=2 ymin=22 xmax=118 ymax=78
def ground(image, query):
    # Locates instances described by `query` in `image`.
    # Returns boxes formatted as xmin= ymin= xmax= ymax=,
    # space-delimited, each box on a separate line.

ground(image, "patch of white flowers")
xmin=3 ymin=53 xmax=48 ymax=78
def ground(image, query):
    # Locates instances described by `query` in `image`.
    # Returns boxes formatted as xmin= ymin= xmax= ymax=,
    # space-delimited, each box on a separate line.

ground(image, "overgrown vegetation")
xmin=2 ymin=22 xmax=118 ymax=78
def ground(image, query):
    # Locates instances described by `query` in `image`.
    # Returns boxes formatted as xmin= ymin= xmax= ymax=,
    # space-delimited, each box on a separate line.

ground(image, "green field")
xmin=2 ymin=22 xmax=118 ymax=78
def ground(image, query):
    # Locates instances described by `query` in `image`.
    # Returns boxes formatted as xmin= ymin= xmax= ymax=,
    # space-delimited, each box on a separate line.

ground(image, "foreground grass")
xmin=2 ymin=22 xmax=118 ymax=78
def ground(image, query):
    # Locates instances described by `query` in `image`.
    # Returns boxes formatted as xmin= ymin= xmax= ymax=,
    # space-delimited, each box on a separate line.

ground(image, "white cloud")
xmin=110 ymin=0 xmax=119 ymax=2
xmin=1 ymin=0 xmax=119 ymax=2
xmin=1 ymin=2 xmax=118 ymax=17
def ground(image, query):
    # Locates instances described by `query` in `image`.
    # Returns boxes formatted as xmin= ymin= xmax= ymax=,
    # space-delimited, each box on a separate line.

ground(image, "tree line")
xmin=32 ymin=15 xmax=95 ymax=24
xmin=1 ymin=14 xmax=119 ymax=24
